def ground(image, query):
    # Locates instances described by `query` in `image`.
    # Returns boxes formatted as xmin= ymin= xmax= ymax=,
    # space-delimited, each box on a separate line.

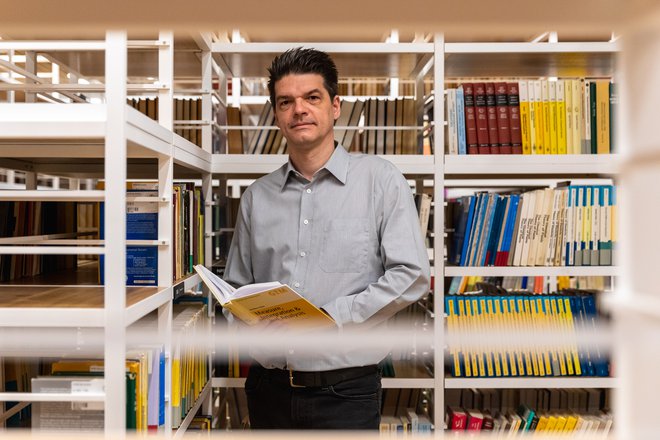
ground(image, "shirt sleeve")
xmin=321 ymin=164 xmax=431 ymax=328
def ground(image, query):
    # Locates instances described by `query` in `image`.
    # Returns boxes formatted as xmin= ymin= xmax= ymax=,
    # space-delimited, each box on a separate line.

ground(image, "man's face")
xmin=272 ymin=73 xmax=340 ymax=152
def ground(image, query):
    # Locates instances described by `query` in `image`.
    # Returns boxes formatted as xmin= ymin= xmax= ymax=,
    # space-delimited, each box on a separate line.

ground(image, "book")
xmin=194 ymin=264 xmax=336 ymax=328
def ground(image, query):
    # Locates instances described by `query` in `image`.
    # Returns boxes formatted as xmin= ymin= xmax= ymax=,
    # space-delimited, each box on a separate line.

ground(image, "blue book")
xmin=468 ymin=194 xmax=489 ymax=266
xmin=99 ymin=183 xmax=159 ymax=286
xmin=581 ymin=294 xmax=609 ymax=377
xmin=464 ymin=193 xmax=485 ymax=266
xmin=500 ymin=194 xmax=520 ymax=265
xmin=475 ymin=194 xmax=497 ymax=266
xmin=459 ymin=196 xmax=477 ymax=266
xmin=484 ymin=196 xmax=506 ymax=266
xmin=450 ymin=197 xmax=471 ymax=265
xmin=456 ymin=86 xmax=467 ymax=155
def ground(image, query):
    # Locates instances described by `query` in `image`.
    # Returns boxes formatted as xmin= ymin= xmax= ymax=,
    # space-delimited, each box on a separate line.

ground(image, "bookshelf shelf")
xmin=444 ymin=154 xmax=621 ymax=176
xmin=445 ymin=377 xmax=617 ymax=389
xmin=0 ymin=285 xmax=165 ymax=327
xmin=210 ymin=376 xmax=435 ymax=389
xmin=0 ymin=392 xmax=106 ymax=403
xmin=444 ymin=266 xmax=620 ymax=277
xmin=212 ymin=42 xmax=433 ymax=79
xmin=444 ymin=42 xmax=619 ymax=78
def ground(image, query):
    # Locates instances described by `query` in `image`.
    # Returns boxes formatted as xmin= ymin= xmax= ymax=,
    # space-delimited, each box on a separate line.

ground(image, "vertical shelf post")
xmin=432 ymin=32 xmax=446 ymax=428
xmin=104 ymin=29 xmax=128 ymax=434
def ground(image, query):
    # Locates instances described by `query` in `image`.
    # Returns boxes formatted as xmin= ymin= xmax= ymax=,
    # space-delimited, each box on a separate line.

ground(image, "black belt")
xmin=257 ymin=364 xmax=379 ymax=388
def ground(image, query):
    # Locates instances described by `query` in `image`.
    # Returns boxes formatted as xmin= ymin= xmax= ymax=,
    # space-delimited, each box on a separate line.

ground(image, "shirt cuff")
xmin=321 ymin=295 xmax=355 ymax=328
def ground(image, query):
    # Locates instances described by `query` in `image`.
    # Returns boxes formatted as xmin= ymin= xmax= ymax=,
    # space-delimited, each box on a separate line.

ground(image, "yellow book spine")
xmin=519 ymin=298 xmax=537 ymax=375
xmin=492 ymin=299 xmax=509 ymax=376
xmin=549 ymin=81 xmax=559 ymax=154
xmin=457 ymin=298 xmax=473 ymax=377
xmin=557 ymin=298 xmax=575 ymax=375
xmin=500 ymin=299 xmax=518 ymax=376
xmin=536 ymin=298 xmax=552 ymax=375
xmin=470 ymin=298 xmax=487 ymax=377
xmin=541 ymin=80 xmax=552 ymax=154
xmin=485 ymin=298 xmax=502 ymax=376
xmin=554 ymin=416 xmax=567 ymax=432
xmin=596 ymin=80 xmax=611 ymax=154
xmin=562 ymin=297 xmax=582 ymax=375
xmin=564 ymin=415 xmax=578 ymax=432
xmin=172 ymin=359 xmax=181 ymax=407
xmin=512 ymin=298 xmax=527 ymax=375
xmin=447 ymin=298 xmax=462 ymax=377
xmin=550 ymin=298 xmax=568 ymax=375
xmin=529 ymin=299 xmax=546 ymax=376
xmin=536 ymin=415 xmax=549 ymax=432
xmin=557 ymin=80 xmax=567 ymax=154
xmin=519 ymin=81 xmax=532 ymax=154
xmin=565 ymin=79 xmax=574 ymax=154
xmin=533 ymin=81 xmax=544 ymax=154
xmin=545 ymin=416 xmax=558 ymax=432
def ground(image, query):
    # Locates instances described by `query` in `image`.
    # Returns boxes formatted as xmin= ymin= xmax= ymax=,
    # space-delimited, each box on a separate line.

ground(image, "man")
xmin=224 ymin=47 xmax=430 ymax=429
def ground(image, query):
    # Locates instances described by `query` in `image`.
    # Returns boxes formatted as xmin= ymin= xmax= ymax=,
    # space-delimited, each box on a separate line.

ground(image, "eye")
xmin=308 ymin=95 xmax=320 ymax=102
xmin=278 ymin=100 xmax=290 ymax=109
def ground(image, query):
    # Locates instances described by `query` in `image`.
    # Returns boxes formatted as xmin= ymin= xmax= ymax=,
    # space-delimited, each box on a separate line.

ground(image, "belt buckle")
xmin=288 ymin=369 xmax=305 ymax=388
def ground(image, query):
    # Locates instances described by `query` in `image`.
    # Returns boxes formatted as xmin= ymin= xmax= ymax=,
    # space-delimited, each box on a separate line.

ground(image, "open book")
xmin=194 ymin=265 xmax=336 ymax=329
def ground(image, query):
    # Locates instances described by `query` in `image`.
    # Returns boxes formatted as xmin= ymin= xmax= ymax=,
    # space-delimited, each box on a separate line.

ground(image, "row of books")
xmin=380 ymin=388 xmax=433 ymax=434
xmin=99 ymin=181 xmax=205 ymax=285
xmin=29 ymin=301 xmax=208 ymax=431
xmin=446 ymin=387 xmax=611 ymax=434
xmin=224 ymin=97 xmax=422 ymax=155
xmin=0 ymin=201 xmax=78 ymax=282
xmin=446 ymin=79 xmax=615 ymax=155
xmin=447 ymin=276 xmax=610 ymax=295
xmin=171 ymin=302 xmax=210 ymax=428
xmin=447 ymin=185 xmax=617 ymax=267
xmin=128 ymin=97 xmax=203 ymax=148
xmin=446 ymin=387 xmax=610 ymax=417
xmin=447 ymin=405 xmax=612 ymax=434
xmin=445 ymin=292 xmax=609 ymax=377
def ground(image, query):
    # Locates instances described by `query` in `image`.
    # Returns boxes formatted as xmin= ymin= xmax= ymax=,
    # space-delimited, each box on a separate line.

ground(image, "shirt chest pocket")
xmin=319 ymin=218 xmax=369 ymax=273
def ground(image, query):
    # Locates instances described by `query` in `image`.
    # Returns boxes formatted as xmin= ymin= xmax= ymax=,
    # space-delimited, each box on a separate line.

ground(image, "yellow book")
xmin=545 ymin=415 xmax=558 ymax=432
xmin=519 ymin=81 xmax=532 ymax=154
xmin=484 ymin=298 xmax=502 ymax=376
xmin=565 ymin=79 xmax=574 ymax=154
xmin=500 ymin=298 xmax=519 ymax=376
xmin=521 ymin=298 xmax=540 ymax=376
xmin=535 ymin=297 xmax=552 ymax=375
xmin=561 ymin=297 xmax=582 ymax=375
xmin=596 ymin=80 xmax=611 ymax=154
xmin=457 ymin=297 xmax=474 ymax=377
xmin=549 ymin=81 xmax=559 ymax=154
xmin=535 ymin=414 xmax=549 ymax=432
xmin=550 ymin=297 xmax=568 ymax=375
xmin=469 ymin=298 xmax=487 ymax=377
xmin=446 ymin=297 xmax=462 ymax=377
xmin=572 ymin=79 xmax=582 ymax=154
xmin=491 ymin=298 xmax=509 ymax=376
xmin=564 ymin=414 xmax=578 ymax=432
xmin=527 ymin=80 xmax=538 ymax=154
xmin=529 ymin=299 xmax=546 ymax=376
xmin=195 ymin=265 xmax=335 ymax=329
xmin=513 ymin=298 xmax=531 ymax=376
xmin=541 ymin=80 xmax=551 ymax=154
xmin=556 ymin=80 xmax=568 ymax=154
xmin=533 ymin=80 xmax=544 ymax=154
xmin=554 ymin=415 xmax=567 ymax=432
xmin=479 ymin=298 xmax=496 ymax=377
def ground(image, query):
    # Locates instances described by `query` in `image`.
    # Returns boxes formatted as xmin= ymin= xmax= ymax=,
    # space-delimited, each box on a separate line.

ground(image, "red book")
xmin=485 ymin=82 xmax=500 ymax=154
xmin=463 ymin=83 xmax=479 ymax=154
xmin=508 ymin=82 xmax=523 ymax=154
xmin=474 ymin=82 xmax=491 ymax=154
xmin=446 ymin=406 xmax=467 ymax=430
xmin=495 ymin=82 xmax=512 ymax=154
xmin=482 ymin=411 xmax=495 ymax=431
xmin=466 ymin=409 xmax=484 ymax=431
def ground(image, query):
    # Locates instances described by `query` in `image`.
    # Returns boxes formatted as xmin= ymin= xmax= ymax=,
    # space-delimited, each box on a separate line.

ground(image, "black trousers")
xmin=245 ymin=364 xmax=382 ymax=429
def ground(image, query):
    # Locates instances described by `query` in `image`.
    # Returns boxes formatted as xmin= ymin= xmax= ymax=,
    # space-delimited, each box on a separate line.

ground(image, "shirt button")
xmin=303 ymin=219 xmax=309 ymax=225
xmin=306 ymin=188 xmax=312 ymax=194
xmin=300 ymin=251 xmax=306 ymax=257
xmin=294 ymin=282 xmax=300 ymax=288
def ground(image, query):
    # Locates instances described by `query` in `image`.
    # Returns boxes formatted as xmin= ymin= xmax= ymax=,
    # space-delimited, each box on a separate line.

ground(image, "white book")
xmin=512 ymin=192 xmax=530 ymax=266
xmin=555 ymin=188 xmax=567 ymax=266
xmin=535 ymin=187 xmax=554 ymax=266
xmin=527 ymin=189 xmax=546 ymax=266
xmin=565 ymin=79 xmax=574 ymax=154
xmin=520 ymin=191 xmax=539 ymax=266
xmin=447 ymin=88 xmax=458 ymax=155
xmin=583 ymin=80 xmax=591 ymax=154
xmin=591 ymin=186 xmax=601 ymax=265
xmin=546 ymin=188 xmax=562 ymax=266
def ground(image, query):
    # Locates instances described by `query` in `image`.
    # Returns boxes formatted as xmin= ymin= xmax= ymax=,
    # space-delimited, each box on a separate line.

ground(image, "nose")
xmin=293 ymin=97 xmax=307 ymax=115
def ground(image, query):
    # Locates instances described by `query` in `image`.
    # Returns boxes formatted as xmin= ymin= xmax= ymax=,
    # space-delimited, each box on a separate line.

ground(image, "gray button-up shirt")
xmin=224 ymin=145 xmax=430 ymax=371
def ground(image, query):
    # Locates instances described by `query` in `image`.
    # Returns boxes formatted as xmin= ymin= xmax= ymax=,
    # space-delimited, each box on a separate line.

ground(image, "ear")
xmin=332 ymin=95 xmax=341 ymax=121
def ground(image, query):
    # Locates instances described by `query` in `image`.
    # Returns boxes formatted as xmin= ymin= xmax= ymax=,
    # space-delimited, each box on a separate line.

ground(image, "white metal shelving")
xmin=0 ymin=31 xmax=215 ymax=434
xmin=444 ymin=266 xmax=621 ymax=277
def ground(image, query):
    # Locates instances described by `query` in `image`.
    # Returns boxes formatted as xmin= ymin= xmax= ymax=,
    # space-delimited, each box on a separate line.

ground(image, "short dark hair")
xmin=267 ymin=47 xmax=339 ymax=105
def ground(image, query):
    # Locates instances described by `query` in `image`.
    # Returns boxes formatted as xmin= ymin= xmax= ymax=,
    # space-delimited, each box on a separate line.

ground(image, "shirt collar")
xmin=279 ymin=144 xmax=349 ymax=191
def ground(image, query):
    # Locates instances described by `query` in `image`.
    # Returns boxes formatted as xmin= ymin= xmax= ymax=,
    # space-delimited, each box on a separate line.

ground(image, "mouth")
xmin=290 ymin=122 xmax=315 ymax=129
